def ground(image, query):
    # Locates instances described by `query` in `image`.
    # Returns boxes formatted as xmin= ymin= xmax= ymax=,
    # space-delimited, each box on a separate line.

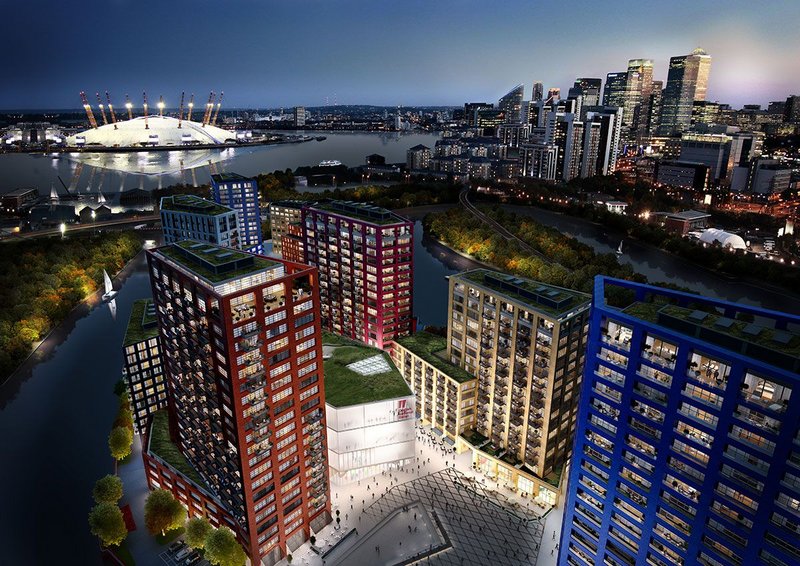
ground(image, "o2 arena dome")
xmin=66 ymin=115 xmax=235 ymax=148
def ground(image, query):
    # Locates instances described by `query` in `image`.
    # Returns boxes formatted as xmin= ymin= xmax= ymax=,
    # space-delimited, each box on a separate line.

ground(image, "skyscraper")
xmin=498 ymin=84 xmax=525 ymax=123
xmin=559 ymin=276 xmax=800 ymax=566
xmin=624 ymin=59 xmax=654 ymax=142
xmin=532 ymin=81 xmax=544 ymax=102
xmin=293 ymin=106 xmax=306 ymax=127
xmin=569 ymin=78 xmax=603 ymax=109
xmin=144 ymin=240 xmax=331 ymax=566
xmin=448 ymin=270 xmax=590 ymax=505
xmin=283 ymin=200 xmax=414 ymax=349
xmin=658 ymin=48 xmax=712 ymax=136
xmin=603 ymin=72 xmax=628 ymax=110
xmin=211 ymin=173 xmax=264 ymax=254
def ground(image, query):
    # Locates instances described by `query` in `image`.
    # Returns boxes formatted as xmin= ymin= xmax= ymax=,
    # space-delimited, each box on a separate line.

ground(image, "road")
xmin=5 ymin=214 xmax=160 ymax=241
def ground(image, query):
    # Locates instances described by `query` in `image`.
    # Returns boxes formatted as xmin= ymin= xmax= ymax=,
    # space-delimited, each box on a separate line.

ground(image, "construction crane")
xmin=125 ymin=94 xmax=133 ymax=120
xmin=142 ymin=91 xmax=149 ymax=130
xmin=187 ymin=93 xmax=195 ymax=122
xmin=106 ymin=92 xmax=118 ymax=128
xmin=202 ymin=91 xmax=215 ymax=126
xmin=177 ymin=91 xmax=185 ymax=128
xmin=95 ymin=93 xmax=108 ymax=125
xmin=157 ymin=95 xmax=165 ymax=117
xmin=79 ymin=91 xmax=98 ymax=129
xmin=211 ymin=91 xmax=224 ymax=126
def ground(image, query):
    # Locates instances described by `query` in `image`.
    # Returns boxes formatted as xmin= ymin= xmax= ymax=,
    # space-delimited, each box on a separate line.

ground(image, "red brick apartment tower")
xmin=286 ymin=200 xmax=414 ymax=349
xmin=145 ymin=240 xmax=330 ymax=566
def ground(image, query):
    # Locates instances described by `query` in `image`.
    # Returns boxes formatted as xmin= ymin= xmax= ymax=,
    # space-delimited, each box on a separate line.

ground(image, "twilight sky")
xmin=2 ymin=0 xmax=799 ymax=110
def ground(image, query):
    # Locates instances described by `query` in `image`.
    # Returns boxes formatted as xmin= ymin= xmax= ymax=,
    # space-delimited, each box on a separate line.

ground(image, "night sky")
xmin=3 ymin=0 xmax=799 ymax=110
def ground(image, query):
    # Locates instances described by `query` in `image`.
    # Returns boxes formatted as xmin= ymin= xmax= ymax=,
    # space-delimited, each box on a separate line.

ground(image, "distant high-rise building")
xmin=691 ymin=100 xmax=721 ymax=126
xmin=603 ymin=72 xmax=628 ymax=109
xmin=645 ymin=80 xmax=664 ymax=139
xmin=584 ymin=106 xmax=624 ymax=175
xmin=144 ymin=241 xmax=331 ymax=566
xmin=160 ymin=194 xmax=240 ymax=249
xmin=211 ymin=173 xmax=264 ymax=254
xmin=406 ymin=144 xmax=432 ymax=170
xmin=293 ymin=106 xmax=306 ymax=127
xmin=784 ymin=95 xmax=800 ymax=124
xmin=545 ymin=112 xmax=584 ymax=181
xmin=520 ymin=142 xmax=559 ymax=180
xmin=623 ymin=59 xmax=654 ymax=142
xmin=559 ymin=276 xmax=800 ymax=566
xmin=546 ymin=88 xmax=561 ymax=105
xmin=569 ymin=78 xmax=603 ymax=110
xmin=284 ymin=201 xmax=414 ymax=349
xmin=448 ymin=270 xmax=590 ymax=505
xmin=532 ymin=81 xmax=544 ymax=102
xmin=499 ymin=85 xmax=525 ymax=123
xmin=658 ymin=48 xmax=712 ymax=135
xmin=464 ymin=102 xmax=494 ymax=127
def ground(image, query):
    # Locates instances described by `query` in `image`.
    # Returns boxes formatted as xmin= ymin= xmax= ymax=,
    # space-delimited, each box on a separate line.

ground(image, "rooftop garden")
xmin=160 ymin=195 xmax=232 ymax=216
xmin=323 ymin=341 xmax=411 ymax=407
xmin=148 ymin=410 xmax=207 ymax=488
xmin=123 ymin=299 xmax=159 ymax=347
xmin=462 ymin=269 xmax=588 ymax=317
xmin=314 ymin=202 xmax=405 ymax=225
xmin=158 ymin=241 xmax=279 ymax=284
xmin=395 ymin=331 xmax=474 ymax=383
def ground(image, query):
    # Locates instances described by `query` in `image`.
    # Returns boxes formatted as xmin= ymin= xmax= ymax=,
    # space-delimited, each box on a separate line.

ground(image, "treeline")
xmin=425 ymin=206 xmax=647 ymax=294
xmin=255 ymin=169 xmax=462 ymax=209
xmin=0 ymin=232 xmax=141 ymax=380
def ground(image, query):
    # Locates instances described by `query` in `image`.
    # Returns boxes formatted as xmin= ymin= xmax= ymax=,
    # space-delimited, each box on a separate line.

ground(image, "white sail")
xmin=103 ymin=270 xmax=114 ymax=295
xmin=617 ymin=241 xmax=624 ymax=254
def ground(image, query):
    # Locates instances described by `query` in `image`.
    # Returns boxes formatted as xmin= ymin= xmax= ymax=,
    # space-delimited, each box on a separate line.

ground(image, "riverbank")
xmin=0 ymin=230 xmax=156 ymax=397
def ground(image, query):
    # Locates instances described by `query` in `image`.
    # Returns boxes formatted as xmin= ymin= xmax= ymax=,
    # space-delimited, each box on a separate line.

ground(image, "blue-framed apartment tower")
xmin=210 ymin=172 xmax=263 ymax=254
xmin=559 ymin=276 xmax=800 ymax=566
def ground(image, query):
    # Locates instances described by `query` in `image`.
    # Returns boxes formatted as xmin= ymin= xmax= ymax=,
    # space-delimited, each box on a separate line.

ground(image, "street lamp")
xmin=91 ymin=210 xmax=96 ymax=222
xmin=59 ymin=223 xmax=66 ymax=238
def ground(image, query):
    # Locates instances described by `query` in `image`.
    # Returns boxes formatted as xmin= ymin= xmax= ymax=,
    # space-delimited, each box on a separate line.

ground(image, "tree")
xmin=93 ymin=474 xmax=123 ymax=504
xmin=108 ymin=426 xmax=133 ymax=461
xmin=144 ymin=489 xmax=186 ymax=536
xmin=88 ymin=503 xmax=127 ymax=547
xmin=204 ymin=527 xmax=247 ymax=566
xmin=185 ymin=516 xmax=213 ymax=550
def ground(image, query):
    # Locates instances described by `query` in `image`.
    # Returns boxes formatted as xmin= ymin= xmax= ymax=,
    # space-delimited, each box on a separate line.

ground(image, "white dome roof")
xmin=699 ymin=228 xmax=746 ymax=250
xmin=66 ymin=116 xmax=235 ymax=147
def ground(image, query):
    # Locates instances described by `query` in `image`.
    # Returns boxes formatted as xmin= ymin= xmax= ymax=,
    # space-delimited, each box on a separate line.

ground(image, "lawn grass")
xmin=394 ymin=331 xmax=474 ymax=383
xmin=323 ymin=344 xmax=411 ymax=407
xmin=148 ymin=411 xmax=207 ymax=488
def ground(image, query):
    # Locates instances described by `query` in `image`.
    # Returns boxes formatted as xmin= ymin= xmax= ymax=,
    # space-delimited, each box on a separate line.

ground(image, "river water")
xmin=0 ymin=131 xmax=441 ymax=196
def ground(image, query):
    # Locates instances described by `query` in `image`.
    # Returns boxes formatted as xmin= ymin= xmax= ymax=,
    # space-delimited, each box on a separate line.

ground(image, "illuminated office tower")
xmin=623 ymin=59 xmax=654 ymax=141
xmin=603 ymin=72 xmax=628 ymax=110
xmin=499 ymin=84 xmax=525 ymax=123
xmin=559 ymin=276 xmax=800 ymax=566
xmin=144 ymin=241 xmax=330 ymax=565
xmin=532 ymin=81 xmax=544 ymax=102
xmin=569 ymin=78 xmax=603 ymax=110
xmin=448 ymin=270 xmax=590 ymax=505
xmin=658 ymin=48 xmax=712 ymax=136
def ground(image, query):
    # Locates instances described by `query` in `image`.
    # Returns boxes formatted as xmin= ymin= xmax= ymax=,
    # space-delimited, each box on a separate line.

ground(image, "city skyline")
xmin=3 ymin=0 xmax=800 ymax=110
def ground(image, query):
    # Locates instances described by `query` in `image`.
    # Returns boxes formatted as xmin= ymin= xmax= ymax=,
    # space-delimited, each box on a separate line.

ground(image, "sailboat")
xmin=616 ymin=240 xmax=624 ymax=256
xmin=102 ymin=270 xmax=117 ymax=302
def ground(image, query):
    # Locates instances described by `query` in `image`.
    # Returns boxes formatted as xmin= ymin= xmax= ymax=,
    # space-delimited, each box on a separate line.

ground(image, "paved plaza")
xmin=284 ymin=423 xmax=554 ymax=566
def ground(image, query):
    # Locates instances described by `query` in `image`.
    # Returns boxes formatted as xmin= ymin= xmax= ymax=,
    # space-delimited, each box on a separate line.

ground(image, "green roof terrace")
xmin=160 ymin=194 xmax=234 ymax=216
xmin=322 ymin=333 xmax=411 ymax=407
xmin=155 ymin=240 xmax=280 ymax=285
xmin=147 ymin=410 xmax=208 ymax=488
xmin=394 ymin=331 xmax=474 ymax=383
xmin=123 ymin=299 xmax=159 ymax=347
xmin=459 ymin=269 xmax=590 ymax=317
xmin=311 ymin=200 xmax=409 ymax=226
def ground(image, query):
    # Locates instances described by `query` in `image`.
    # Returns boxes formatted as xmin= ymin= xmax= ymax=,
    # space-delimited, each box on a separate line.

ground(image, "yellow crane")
xmin=178 ymin=91 xmax=185 ymax=128
xmin=212 ymin=91 xmax=224 ymax=125
xmin=80 ymin=91 xmax=98 ymax=128
xmin=125 ymin=94 xmax=133 ymax=120
xmin=106 ymin=91 xmax=118 ymax=129
xmin=95 ymin=93 xmax=108 ymax=125
xmin=187 ymin=93 xmax=195 ymax=122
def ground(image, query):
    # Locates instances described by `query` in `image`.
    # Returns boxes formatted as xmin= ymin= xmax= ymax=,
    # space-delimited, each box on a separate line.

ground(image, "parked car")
xmin=169 ymin=540 xmax=186 ymax=553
